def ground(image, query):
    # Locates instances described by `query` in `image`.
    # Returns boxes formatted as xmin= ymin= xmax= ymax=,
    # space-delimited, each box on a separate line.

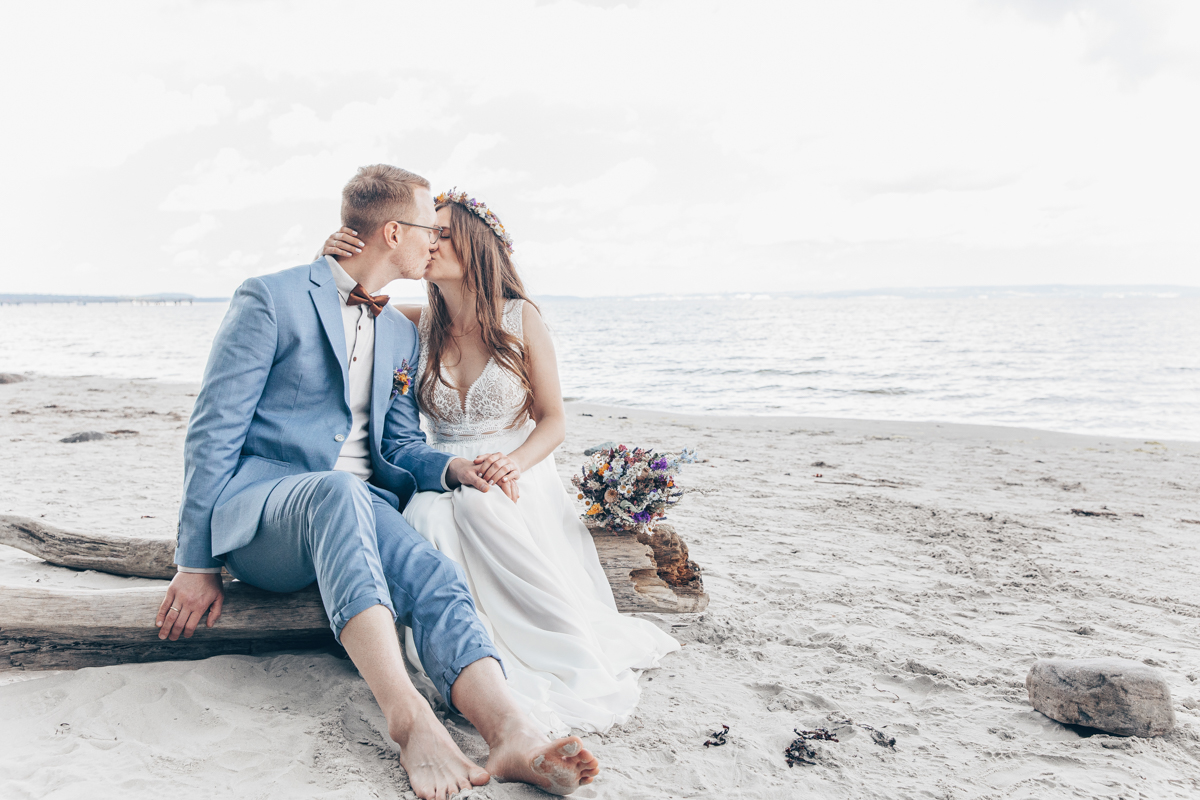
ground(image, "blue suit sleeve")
xmin=176 ymin=278 xmax=278 ymax=567
xmin=379 ymin=334 xmax=453 ymax=493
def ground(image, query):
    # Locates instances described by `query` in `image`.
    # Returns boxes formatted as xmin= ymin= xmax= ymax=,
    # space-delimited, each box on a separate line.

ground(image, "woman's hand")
xmin=475 ymin=452 xmax=521 ymax=486
xmin=156 ymin=572 xmax=225 ymax=641
xmin=447 ymin=455 xmax=519 ymax=501
xmin=475 ymin=452 xmax=521 ymax=502
xmin=318 ymin=227 xmax=365 ymax=260
xmin=498 ymin=475 xmax=520 ymax=503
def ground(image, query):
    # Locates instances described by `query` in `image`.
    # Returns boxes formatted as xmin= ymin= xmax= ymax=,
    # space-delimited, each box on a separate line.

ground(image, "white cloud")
xmin=530 ymin=158 xmax=657 ymax=213
xmin=217 ymin=250 xmax=262 ymax=269
xmin=0 ymin=0 xmax=1197 ymax=297
xmin=237 ymin=99 xmax=270 ymax=122
xmin=165 ymin=215 xmax=220 ymax=251
xmin=432 ymin=134 xmax=528 ymax=191
xmin=161 ymin=148 xmax=355 ymax=212
xmin=172 ymin=250 xmax=203 ymax=268
xmin=277 ymin=224 xmax=305 ymax=247
xmin=268 ymin=83 xmax=454 ymax=149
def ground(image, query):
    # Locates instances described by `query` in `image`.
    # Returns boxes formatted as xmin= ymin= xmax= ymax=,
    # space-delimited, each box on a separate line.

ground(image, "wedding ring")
xmin=169 ymin=606 xmax=181 ymax=612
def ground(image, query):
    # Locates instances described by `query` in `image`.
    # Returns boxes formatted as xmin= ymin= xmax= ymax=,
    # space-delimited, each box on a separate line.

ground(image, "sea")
xmin=2 ymin=291 xmax=1198 ymax=441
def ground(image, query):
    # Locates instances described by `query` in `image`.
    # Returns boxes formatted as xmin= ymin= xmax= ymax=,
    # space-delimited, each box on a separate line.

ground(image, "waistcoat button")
xmin=334 ymin=434 xmax=345 ymax=442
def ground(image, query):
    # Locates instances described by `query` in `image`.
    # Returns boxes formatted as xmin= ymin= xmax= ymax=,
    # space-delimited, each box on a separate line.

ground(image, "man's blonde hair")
xmin=341 ymin=164 xmax=430 ymax=238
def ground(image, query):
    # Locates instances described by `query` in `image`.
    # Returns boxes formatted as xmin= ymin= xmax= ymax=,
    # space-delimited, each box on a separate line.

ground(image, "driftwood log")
xmin=1 ymin=582 xmax=334 ymax=670
xmin=588 ymin=523 xmax=708 ymax=614
xmin=1 ymin=514 xmax=706 ymax=670
xmin=0 ymin=514 xmax=178 ymax=578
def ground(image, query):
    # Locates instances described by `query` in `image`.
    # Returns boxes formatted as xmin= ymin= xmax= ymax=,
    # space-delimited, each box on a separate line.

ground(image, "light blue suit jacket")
xmin=175 ymin=259 xmax=452 ymax=569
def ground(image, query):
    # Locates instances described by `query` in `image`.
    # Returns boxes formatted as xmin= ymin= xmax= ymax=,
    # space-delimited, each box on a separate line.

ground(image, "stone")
xmin=583 ymin=441 xmax=616 ymax=456
xmin=1026 ymin=657 xmax=1176 ymax=737
xmin=59 ymin=431 xmax=114 ymax=443
xmin=0 ymin=373 xmax=27 ymax=384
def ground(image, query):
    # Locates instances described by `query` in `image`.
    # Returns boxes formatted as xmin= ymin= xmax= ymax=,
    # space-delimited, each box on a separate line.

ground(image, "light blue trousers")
xmin=223 ymin=471 xmax=500 ymax=711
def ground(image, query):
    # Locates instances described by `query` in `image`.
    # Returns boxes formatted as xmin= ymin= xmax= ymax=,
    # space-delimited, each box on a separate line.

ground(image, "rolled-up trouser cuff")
xmin=332 ymin=593 xmax=396 ymax=642
xmin=439 ymin=645 xmax=506 ymax=715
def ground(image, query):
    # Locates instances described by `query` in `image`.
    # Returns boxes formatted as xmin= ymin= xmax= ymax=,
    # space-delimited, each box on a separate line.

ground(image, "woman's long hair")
xmin=420 ymin=200 xmax=537 ymax=422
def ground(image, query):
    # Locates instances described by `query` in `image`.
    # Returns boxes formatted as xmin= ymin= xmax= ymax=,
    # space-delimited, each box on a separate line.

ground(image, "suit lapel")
xmin=370 ymin=309 xmax=395 ymax=450
xmin=308 ymin=260 xmax=350 ymax=409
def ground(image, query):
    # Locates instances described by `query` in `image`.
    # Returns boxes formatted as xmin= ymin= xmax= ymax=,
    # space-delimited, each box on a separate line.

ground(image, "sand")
xmin=2 ymin=373 xmax=1199 ymax=799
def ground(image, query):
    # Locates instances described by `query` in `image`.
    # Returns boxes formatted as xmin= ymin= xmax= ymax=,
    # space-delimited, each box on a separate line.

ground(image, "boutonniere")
xmin=391 ymin=360 xmax=412 ymax=400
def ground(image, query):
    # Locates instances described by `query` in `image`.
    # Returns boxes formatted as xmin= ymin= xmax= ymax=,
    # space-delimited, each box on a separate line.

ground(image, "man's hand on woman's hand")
xmin=317 ymin=227 xmax=365 ymax=260
xmin=156 ymin=572 xmax=224 ymax=641
xmin=447 ymin=457 xmax=493 ymax=494
xmin=447 ymin=455 xmax=521 ymax=502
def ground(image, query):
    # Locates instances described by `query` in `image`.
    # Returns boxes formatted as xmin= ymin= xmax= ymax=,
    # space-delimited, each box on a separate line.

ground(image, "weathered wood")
xmin=0 ymin=581 xmax=335 ymax=670
xmin=588 ymin=523 xmax=708 ymax=614
xmin=0 ymin=514 xmax=708 ymax=613
xmin=0 ymin=513 xmax=708 ymax=670
xmin=0 ymin=514 xmax=178 ymax=579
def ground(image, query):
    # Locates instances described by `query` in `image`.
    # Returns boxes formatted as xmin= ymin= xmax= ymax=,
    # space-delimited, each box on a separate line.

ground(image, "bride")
xmin=321 ymin=189 xmax=679 ymax=735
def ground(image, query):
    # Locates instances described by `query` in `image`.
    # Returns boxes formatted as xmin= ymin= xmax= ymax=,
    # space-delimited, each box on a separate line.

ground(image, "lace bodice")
xmin=418 ymin=299 xmax=529 ymax=442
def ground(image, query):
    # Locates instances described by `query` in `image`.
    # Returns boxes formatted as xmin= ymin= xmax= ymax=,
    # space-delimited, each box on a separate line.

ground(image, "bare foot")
xmin=485 ymin=723 xmax=600 ymax=796
xmin=390 ymin=711 xmax=490 ymax=800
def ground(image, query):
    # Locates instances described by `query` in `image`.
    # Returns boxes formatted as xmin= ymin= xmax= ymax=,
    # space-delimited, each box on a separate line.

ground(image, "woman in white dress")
xmin=322 ymin=190 xmax=679 ymax=736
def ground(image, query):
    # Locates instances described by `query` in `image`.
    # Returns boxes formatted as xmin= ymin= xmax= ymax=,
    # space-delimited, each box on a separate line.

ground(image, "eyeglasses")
xmin=392 ymin=220 xmax=444 ymax=245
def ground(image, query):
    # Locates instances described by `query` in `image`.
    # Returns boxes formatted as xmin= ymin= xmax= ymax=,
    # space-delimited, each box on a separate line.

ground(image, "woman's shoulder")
xmin=518 ymin=300 xmax=550 ymax=342
xmin=516 ymin=298 xmax=544 ymax=321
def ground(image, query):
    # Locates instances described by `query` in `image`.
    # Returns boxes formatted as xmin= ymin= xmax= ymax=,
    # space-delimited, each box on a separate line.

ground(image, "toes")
xmin=558 ymin=738 xmax=582 ymax=757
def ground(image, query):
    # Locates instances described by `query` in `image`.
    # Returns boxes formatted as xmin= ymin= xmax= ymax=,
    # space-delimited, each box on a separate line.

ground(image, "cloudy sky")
xmin=2 ymin=0 xmax=1197 ymax=299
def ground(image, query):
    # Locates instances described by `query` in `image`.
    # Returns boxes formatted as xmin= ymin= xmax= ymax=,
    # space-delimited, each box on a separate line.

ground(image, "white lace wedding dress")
xmin=402 ymin=299 xmax=680 ymax=735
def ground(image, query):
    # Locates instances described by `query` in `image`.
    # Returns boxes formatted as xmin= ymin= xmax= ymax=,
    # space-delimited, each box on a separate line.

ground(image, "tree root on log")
xmin=588 ymin=523 xmax=708 ymax=614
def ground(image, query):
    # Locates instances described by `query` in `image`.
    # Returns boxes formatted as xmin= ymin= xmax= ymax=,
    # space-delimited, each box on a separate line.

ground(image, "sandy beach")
xmin=2 ymin=373 xmax=1199 ymax=799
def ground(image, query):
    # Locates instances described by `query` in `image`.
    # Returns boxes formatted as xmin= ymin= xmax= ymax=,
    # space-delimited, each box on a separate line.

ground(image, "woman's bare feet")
xmin=485 ymin=721 xmax=600 ymax=796
xmin=389 ymin=711 xmax=490 ymax=800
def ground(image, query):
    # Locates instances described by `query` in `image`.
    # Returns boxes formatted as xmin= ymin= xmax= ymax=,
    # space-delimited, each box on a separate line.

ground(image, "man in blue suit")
xmin=155 ymin=164 xmax=598 ymax=799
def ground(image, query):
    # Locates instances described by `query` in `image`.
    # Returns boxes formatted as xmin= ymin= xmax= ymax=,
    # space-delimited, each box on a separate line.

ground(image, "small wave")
xmin=748 ymin=368 xmax=828 ymax=377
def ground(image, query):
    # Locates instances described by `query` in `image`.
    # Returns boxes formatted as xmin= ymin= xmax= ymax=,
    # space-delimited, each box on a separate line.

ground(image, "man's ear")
xmin=380 ymin=221 xmax=401 ymax=250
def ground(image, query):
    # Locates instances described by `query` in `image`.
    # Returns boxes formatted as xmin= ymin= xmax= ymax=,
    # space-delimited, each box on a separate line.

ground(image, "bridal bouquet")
xmin=572 ymin=444 xmax=694 ymax=533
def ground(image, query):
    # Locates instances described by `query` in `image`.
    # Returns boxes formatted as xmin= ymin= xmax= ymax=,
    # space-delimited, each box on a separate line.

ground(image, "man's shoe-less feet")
xmin=390 ymin=711 xmax=490 ymax=800
xmin=485 ymin=724 xmax=600 ymax=796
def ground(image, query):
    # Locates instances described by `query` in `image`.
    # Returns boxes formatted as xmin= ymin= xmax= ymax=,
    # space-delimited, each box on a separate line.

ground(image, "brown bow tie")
xmin=347 ymin=283 xmax=389 ymax=317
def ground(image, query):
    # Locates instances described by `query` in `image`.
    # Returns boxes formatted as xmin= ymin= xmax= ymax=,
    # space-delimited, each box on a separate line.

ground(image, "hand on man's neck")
xmin=334 ymin=250 xmax=394 ymax=296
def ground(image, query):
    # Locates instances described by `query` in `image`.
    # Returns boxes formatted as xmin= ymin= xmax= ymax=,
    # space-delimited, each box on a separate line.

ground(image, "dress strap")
xmin=416 ymin=305 xmax=432 ymax=368
xmin=502 ymin=298 xmax=524 ymax=339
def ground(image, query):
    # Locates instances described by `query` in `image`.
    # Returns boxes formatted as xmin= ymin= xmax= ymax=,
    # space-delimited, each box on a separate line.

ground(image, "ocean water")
xmin=1 ymin=295 xmax=1198 ymax=441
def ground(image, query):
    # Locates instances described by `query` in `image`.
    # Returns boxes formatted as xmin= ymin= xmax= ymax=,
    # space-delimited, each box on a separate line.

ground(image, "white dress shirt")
xmin=327 ymin=255 xmax=375 ymax=481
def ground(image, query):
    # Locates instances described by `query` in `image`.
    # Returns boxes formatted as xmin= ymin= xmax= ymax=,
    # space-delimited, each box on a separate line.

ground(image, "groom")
xmin=158 ymin=164 xmax=598 ymax=798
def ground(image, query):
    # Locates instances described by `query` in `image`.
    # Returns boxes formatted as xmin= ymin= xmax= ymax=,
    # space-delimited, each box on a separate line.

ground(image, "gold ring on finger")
xmin=169 ymin=606 xmax=181 ymax=612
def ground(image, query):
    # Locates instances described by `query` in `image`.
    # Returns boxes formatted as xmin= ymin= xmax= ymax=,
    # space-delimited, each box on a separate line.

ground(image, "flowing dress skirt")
xmin=402 ymin=421 xmax=680 ymax=735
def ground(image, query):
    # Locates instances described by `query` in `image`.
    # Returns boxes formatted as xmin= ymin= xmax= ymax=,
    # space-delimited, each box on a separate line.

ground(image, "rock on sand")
xmin=59 ymin=431 xmax=114 ymax=443
xmin=1026 ymin=657 xmax=1176 ymax=737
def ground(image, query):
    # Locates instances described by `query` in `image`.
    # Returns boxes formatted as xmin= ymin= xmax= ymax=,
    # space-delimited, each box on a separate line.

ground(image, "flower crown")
xmin=435 ymin=188 xmax=515 ymax=254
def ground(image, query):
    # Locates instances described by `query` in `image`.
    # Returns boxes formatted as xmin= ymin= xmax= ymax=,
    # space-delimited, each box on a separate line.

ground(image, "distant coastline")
xmin=0 ymin=293 xmax=228 ymax=305
xmin=3 ymin=284 xmax=1198 ymax=305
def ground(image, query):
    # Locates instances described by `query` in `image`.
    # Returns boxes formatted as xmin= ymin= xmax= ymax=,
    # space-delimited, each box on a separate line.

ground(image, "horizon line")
xmin=2 ymin=282 xmax=1200 ymax=304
